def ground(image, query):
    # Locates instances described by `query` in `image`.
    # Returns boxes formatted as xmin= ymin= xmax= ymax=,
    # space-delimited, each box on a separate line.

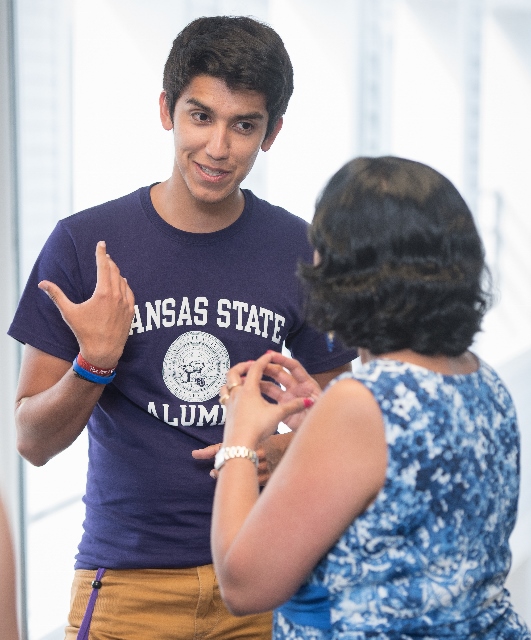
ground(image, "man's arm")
xmin=15 ymin=346 xmax=104 ymax=466
xmin=313 ymin=362 xmax=353 ymax=390
xmin=14 ymin=241 xmax=135 ymax=467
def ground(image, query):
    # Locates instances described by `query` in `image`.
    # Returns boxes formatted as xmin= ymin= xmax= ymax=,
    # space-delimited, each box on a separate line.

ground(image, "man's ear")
xmin=159 ymin=91 xmax=174 ymax=131
xmin=261 ymin=117 xmax=283 ymax=152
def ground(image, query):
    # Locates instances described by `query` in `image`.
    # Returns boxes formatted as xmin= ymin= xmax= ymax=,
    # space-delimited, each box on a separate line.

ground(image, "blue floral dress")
xmin=274 ymin=358 xmax=530 ymax=639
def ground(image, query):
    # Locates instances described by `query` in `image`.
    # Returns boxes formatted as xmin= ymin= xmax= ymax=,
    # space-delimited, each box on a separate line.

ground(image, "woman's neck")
xmin=358 ymin=348 xmax=479 ymax=376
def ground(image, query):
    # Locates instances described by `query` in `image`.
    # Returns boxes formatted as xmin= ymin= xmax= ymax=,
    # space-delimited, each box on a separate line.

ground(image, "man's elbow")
xmin=16 ymin=435 xmax=49 ymax=467
xmin=14 ymin=401 xmax=51 ymax=466
xmin=15 ymin=415 xmax=50 ymax=467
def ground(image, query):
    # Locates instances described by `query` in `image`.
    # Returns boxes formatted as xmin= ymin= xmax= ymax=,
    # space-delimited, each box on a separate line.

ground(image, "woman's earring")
xmin=326 ymin=331 xmax=335 ymax=353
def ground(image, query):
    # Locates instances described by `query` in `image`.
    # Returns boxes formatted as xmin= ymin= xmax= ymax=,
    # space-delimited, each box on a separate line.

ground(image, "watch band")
xmin=214 ymin=446 xmax=259 ymax=471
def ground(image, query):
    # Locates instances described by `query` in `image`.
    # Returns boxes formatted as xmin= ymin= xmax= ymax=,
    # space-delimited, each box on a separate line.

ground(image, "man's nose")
xmin=205 ymin=124 xmax=230 ymax=160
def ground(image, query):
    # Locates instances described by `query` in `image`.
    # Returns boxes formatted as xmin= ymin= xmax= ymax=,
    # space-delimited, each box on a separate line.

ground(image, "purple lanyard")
xmin=77 ymin=568 xmax=106 ymax=640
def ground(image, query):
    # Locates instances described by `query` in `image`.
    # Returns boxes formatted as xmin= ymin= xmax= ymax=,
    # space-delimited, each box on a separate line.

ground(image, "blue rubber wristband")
xmin=72 ymin=359 xmax=116 ymax=384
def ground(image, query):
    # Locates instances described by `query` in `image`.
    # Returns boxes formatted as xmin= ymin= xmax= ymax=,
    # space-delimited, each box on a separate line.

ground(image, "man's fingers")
xmin=191 ymin=443 xmax=221 ymax=460
xmin=94 ymin=240 xmax=122 ymax=288
xmin=94 ymin=241 xmax=135 ymax=314
xmin=94 ymin=241 xmax=111 ymax=288
xmin=125 ymin=280 xmax=135 ymax=307
xmin=38 ymin=280 xmax=73 ymax=317
xmin=255 ymin=446 xmax=271 ymax=486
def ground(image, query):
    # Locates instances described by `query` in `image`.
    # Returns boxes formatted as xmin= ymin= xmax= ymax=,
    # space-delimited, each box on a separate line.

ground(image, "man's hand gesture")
xmin=38 ymin=241 xmax=135 ymax=369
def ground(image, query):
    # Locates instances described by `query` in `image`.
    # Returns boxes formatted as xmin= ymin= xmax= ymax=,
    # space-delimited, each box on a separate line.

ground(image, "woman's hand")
xmin=259 ymin=351 xmax=322 ymax=431
xmin=220 ymin=352 xmax=315 ymax=448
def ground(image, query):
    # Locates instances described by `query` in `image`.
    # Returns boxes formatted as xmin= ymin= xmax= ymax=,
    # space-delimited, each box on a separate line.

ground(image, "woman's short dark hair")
xmin=300 ymin=156 xmax=492 ymax=356
xmin=162 ymin=16 xmax=294 ymax=140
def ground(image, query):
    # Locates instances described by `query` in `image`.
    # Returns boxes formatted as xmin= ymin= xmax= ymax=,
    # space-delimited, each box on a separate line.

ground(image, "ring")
xmin=227 ymin=381 xmax=242 ymax=394
xmin=219 ymin=393 xmax=230 ymax=405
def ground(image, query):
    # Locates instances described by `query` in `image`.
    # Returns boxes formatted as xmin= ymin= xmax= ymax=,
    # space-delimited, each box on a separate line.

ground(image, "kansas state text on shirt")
xmin=129 ymin=296 xmax=286 ymax=343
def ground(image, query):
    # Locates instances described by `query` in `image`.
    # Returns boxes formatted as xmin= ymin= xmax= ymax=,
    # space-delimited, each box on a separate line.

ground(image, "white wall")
xmin=1 ymin=0 xmax=25 ymax=636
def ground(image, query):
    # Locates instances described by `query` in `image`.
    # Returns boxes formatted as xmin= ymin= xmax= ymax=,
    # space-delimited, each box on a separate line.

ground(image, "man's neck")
xmin=150 ymin=176 xmax=245 ymax=233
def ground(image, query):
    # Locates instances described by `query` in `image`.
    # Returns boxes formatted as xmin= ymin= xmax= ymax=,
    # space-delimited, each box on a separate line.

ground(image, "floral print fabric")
xmin=274 ymin=358 xmax=530 ymax=639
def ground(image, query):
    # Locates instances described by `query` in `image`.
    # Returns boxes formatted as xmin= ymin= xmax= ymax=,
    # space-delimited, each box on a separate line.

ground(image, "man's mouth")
xmin=198 ymin=164 xmax=228 ymax=177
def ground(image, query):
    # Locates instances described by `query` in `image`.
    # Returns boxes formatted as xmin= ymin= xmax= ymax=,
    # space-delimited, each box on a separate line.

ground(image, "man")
xmin=9 ymin=16 xmax=354 ymax=639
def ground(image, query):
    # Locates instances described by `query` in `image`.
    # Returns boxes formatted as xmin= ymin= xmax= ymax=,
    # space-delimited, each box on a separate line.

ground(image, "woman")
xmin=0 ymin=495 xmax=19 ymax=640
xmin=211 ymin=156 xmax=530 ymax=639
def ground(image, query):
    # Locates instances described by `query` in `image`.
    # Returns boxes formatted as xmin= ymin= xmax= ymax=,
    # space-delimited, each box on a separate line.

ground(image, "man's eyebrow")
xmin=186 ymin=98 xmax=265 ymax=121
xmin=186 ymin=98 xmax=213 ymax=113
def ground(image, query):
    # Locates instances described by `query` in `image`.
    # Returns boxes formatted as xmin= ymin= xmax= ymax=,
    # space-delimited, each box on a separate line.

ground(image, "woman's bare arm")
xmin=0 ymin=497 xmax=19 ymax=640
xmin=211 ymin=356 xmax=387 ymax=615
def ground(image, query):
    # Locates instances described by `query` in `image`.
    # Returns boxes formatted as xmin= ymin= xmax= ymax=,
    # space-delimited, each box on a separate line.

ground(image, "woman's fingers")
xmin=259 ymin=380 xmax=285 ymax=403
xmin=225 ymin=353 xmax=307 ymax=393
xmin=238 ymin=353 xmax=273 ymax=387
xmin=276 ymin=397 xmax=314 ymax=424
xmin=262 ymin=363 xmax=320 ymax=399
xmin=262 ymin=363 xmax=293 ymax=388
xmin=224 ymin=359 xmax=253 ymax=384
xmin=222 ymin=353 xmax=319 ymax=411
xmin=259 ymin=381 xmax=316 ymax=417
xmin=225 ymin=353 xmax=273 ymax=390
xmin=266 ymin=352 xmax=313 ymax=384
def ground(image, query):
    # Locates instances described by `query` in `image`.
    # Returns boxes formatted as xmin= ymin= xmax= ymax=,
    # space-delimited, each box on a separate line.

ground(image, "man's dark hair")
xmin=300 ymin=156 xmax=492 ymax=356
xmin=163 ymin=15 xmax=294 ymax=139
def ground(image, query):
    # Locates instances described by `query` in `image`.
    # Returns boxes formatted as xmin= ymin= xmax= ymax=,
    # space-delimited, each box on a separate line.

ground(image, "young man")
xmin=9 ymin=16 xmax=354 ymax=639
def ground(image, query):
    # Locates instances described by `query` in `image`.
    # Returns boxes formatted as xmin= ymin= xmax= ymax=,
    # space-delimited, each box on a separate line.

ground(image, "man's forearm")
xmin=16 ymin=367 xmax=104 ymax=466
xmin=313 ymin=362 xmax=352 ymax=390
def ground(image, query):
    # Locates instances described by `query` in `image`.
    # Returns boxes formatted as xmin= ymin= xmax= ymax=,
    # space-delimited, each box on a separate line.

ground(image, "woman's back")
xmin=305 ymin=358 xmax=527 ymax=638
xmin=211 ymin=157 xmax=531 ymax=640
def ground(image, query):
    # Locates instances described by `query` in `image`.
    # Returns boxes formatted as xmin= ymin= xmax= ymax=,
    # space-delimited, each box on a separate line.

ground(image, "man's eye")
xmin=192 ymin=112 xmax=209 ymax=122
xmin=236 ymin=122 xmax=253 ymax=132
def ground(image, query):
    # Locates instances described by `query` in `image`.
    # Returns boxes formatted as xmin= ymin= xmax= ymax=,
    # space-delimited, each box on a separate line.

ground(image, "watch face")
xmin=214 ymin=448 xmax=228 ymax=470
xmin=214 ymin=446 xmax=258 ymax=471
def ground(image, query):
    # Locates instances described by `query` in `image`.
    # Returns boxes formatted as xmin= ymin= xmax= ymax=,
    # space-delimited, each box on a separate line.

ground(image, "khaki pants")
xmin=65 ymin=565 xmax=272 ymax=639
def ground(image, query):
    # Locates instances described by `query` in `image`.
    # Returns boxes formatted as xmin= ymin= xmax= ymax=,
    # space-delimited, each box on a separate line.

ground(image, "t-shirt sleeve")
xmin=285 ymin=321 xmax=357 ymax=375
xmin=8 ymin=221 xmax=89 ymax=361
xmin=279 ymin=216 xmax=356 ymax=374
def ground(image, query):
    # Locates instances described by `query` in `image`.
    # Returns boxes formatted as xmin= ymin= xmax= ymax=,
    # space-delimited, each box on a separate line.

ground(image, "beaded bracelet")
xmin=73 ymin=355 xmax=116 ymax=384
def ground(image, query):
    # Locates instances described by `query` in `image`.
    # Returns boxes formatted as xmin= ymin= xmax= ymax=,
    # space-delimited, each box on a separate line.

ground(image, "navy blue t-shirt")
xmin=9 ymin=187 xmax=355 ymax=569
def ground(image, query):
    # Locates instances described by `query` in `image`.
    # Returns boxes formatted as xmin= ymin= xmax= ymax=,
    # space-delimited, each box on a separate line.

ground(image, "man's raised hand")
xmin=38 ymin=241 xmax=135 ymax=369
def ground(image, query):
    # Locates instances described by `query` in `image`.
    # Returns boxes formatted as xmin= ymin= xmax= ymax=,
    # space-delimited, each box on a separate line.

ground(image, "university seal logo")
xmin=162 ymin=331 xmax=230 ymax=402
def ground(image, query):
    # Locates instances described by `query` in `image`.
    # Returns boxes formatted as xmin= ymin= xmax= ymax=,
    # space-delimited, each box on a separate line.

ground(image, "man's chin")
xmin=191 ymin=185 xmax=240 ymax=207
